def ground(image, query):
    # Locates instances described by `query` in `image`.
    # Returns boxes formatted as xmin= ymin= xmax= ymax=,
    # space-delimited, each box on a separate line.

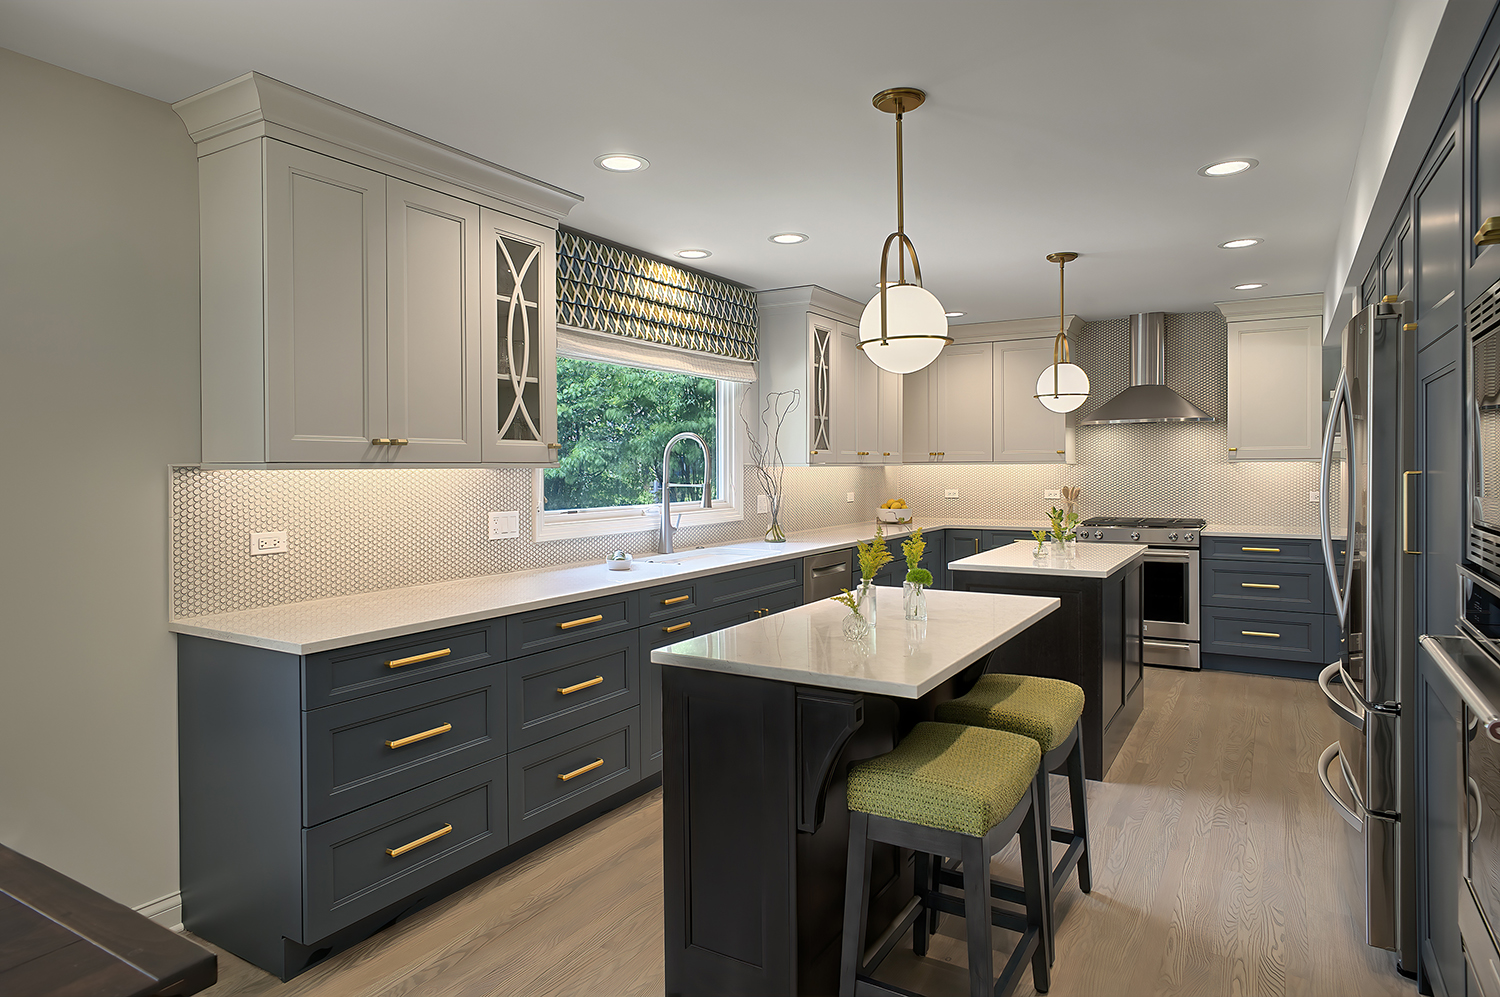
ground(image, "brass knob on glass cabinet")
xmin=811 ymin=450 xmax=820 ymax=455
xmin=547 ymin=442 xmax=562 ymax=449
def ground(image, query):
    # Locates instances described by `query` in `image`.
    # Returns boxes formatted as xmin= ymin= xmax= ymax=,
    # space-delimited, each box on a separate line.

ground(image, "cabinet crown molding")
xmin=756 ymin=285 xmax=865 ymax=322
xmin=172 ymin=72 xmax=582 ymax=221
xmin=1215 ymin=293 xmax=1323 ymax=323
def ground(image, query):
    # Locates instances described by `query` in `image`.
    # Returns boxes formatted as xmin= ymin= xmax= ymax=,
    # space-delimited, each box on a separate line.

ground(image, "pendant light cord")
xmin=895 ymin=107 xmax=905 ymax=285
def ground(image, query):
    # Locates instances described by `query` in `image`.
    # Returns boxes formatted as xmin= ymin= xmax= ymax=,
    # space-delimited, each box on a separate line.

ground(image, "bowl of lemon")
xmin=876 ymin=499 xmax=912 ymax=524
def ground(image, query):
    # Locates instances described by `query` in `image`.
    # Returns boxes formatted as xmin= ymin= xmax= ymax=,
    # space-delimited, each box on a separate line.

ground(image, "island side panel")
xmin=1103 ymin=563 xmax=1145 ymax=774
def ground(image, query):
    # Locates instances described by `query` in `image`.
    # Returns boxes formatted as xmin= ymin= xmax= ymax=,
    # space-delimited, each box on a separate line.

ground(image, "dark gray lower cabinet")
xmin=1201 ymin=536 xmax=1336 ymax=678
xmin=506 ymin=631 xmax=638 ymax=750
xmin=1417 ymin=639 xmax=1467 ymax=996
xmin=508 ymin=708 xmax=640 ymax=840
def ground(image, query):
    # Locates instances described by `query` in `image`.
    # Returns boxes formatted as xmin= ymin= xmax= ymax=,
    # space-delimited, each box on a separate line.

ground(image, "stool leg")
xmin=839 ymin=812 xmax=873 ymax=997
xmin=1020 ymin=787 xmax=1051 ymax=995
xmin=913 ymin=851 xmax=930 ymax=957
xmin=1068 ymin=723 xmax=1092 ymax=894
xmin=1035 ymin=767 xmax=1056 ymax=967
xmin=960 ymin=835 xmax=994 ymax=997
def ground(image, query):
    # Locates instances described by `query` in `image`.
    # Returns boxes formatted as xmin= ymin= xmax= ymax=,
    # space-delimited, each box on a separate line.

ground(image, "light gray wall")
xmin=0 ymin=48 xmax=199 ymax=915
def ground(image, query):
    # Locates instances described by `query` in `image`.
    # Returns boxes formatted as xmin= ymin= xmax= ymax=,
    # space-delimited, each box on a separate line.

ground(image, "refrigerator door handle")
xmin=1319 ymin=660 xmax=1366 ymax=732
xmin=1321 ymin=370 xmax=1356 ymax=624
xmin=1319 ymin=740 xmax=1364 ymax=829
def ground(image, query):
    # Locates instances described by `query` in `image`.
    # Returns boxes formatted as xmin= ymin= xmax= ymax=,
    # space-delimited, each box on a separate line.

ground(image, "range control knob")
xmin=1093 ymin=531 xmax=1104 ymax=540
xmin=1168 ymin=532 xmax=1178 ymax=542
xmin=1185 ymin=532 xmax=1196 ymax=542
xmin=1129 ymin=532 xmax=1141 ymax=541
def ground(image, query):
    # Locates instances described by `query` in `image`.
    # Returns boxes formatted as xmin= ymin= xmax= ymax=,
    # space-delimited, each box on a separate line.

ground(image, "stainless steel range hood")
xmin=1080 ymin=312 xmax=1214 ymax=424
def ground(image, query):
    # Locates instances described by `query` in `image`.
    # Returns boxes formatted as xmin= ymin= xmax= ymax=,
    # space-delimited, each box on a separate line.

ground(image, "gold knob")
xmin=547 ymin=442 xmax=562 ymax=449
xmin=883 ymin=452 xmax=891 ymax=456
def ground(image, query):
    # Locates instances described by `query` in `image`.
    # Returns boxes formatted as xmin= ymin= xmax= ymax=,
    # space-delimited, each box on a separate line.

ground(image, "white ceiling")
xmin=0 ymin=0 xmax=1398 ymax=324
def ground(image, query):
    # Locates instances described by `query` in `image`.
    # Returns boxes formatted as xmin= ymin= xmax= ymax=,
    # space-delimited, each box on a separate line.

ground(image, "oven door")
xmin=1140 ymin=547 xmax=1199 ymax=642
xmin=1470 ymin=703 xmax=1500 ymax=964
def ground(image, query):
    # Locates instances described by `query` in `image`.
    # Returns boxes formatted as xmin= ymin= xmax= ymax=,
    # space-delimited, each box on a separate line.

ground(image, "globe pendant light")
xmin=1034 ymin=252 xmax=1091 ymax=413
xmin=858 ymin=88 xmax=953 ymax=375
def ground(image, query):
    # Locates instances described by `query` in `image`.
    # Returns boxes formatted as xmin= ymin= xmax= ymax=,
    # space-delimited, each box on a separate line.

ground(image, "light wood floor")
xmin=195 ymin=667 xmax=1416 ymax=997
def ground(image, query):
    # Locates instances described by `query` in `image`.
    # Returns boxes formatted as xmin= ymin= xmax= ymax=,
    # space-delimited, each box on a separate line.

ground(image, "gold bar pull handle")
xmin=386 ymin=648 xmax=452 ymax=669
xmin=557 ymin=675 xmax=604 ymax=695
xmin=390 ymin=438 xmax=409 ymax=446
xmin=1242 ymin=631 xmax=1281 ymax=638
xmin=1242 ymin=547 xmax=1281 ymax=552
xmin=663 ymin=621 xmax=693 ymax=634
xmin=558 ymin=614 xmax=604 ymax=630
xmin=371 ymin=438 xmax=393 ymax=446
xmin=385 ymin=723 xmax=452 ymax=749
xmin=386 ymin=823 xmax=452 ymax=858
xmin=1241 ymin=582 xmax=1282 ymax=589
xmin=1476 ymin=216 xmax=1500 ymax=246
xmin=1404 ymin=470 xmax=1422 ymax=555
xmin=558 ymin=758 xmax=604 ymax=782
xmin=662 ymin=595 xmax=690 ymax=606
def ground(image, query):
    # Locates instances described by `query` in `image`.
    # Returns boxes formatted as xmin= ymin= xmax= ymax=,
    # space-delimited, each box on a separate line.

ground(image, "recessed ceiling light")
xmin=1219 ymin=238 xmax=1262 ymax=249
xmin=1232 ymin=282 xmax=1267 ymax=290
xmin=676 ymin=249 xmax=711 ymax=260
xmin=1199 ymin=158 xmax=1259 ymax=177
xmin=769 ymin=233 xmax=808 ymax=244
xmin=594 ymin=153 xmax=649 ymax=173
xmin=944 ymin=311 xmax=966 ymax=318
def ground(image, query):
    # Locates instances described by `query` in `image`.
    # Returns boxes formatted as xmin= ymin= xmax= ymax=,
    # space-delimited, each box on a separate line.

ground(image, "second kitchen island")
xmin=949 ymin=541 xmax=1146 ymax=780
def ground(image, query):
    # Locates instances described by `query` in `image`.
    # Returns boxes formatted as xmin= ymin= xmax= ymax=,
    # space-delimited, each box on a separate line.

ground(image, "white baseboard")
xmin=134 ymin=891 xmax=183 ymax=932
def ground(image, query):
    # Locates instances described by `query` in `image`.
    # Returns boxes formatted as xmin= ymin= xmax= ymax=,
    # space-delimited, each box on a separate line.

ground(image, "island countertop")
xmin=948 ymin=540 xmax=1147 ymax=578
xmin=650 ymin=587 xmax=1059 ymax=698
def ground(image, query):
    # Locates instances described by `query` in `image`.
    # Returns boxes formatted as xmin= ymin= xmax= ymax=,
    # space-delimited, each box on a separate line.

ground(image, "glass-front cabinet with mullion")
xmin=480 ymin=208 xmax=557 ymax=464
xmin=808 ymin=318 xmax=834 ymax=464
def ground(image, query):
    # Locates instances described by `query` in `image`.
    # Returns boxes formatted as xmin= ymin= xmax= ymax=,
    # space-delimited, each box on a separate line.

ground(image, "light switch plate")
xmin=488 ymin=510 xmax=520 ymax=540
xmin=250 ymin=531 xmax=288 ymax=556
xmin=945 ymin=489 xmax=959 ymax=499
xmin=1044 ymin=489 xmax=1061 ymax=500
xmin=1309 ymin=490 xmax=1320 ymax=504
xmin=846 ymin=492 xmax=855 ymax=503
xmin=757 ymin=494 xmax=771 ymax=514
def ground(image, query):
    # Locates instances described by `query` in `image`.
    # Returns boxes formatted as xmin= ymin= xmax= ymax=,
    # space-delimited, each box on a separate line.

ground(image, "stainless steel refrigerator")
xmin=1318 ymin=297 xmax=1417 ymax=972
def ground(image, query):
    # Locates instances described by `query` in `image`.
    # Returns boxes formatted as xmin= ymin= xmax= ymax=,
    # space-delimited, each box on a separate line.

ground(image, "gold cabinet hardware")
xmin=857 ymin=451 xmax=870 ymax=456
xmin=1241 ymin=582 xmax=1281 ymax=589
xmin=1242 ymin=547 xmax=1281 ymax=552
xmin=1476 ymin=216 xmax=1500 ymax=246
xmin=1228 ymin=447 xmax=1237 ymax=452
xmin=558 ymin=758 xmax=604 ymax=782
xmin=1381 ymin=294 xmax=1400 ymax=304
xmin=883 ymin=452 xmax=891 ymax=456
xmin=1404 ymin=470 xmax=1422 ymax=554
xmin=386 ymin=648 xmax=452 ymax=669
xmin=1242 ymin=631 xmax=1281 ymax=638
xmin=1057 ymin=450 xmax=1066 ymax=455
xmin=1404 ymin=323 xmax=1418 ymax=331
xmin=392 ymin=439 xmax=408 ymax=446
xmin=546 ymin=442 xmax=562 ymax=449
xmin=386 ymin=823 xmax=452 ymax=858
xmin=811 ymin=450 xmax=820 ymax=456
xmin=937 ymin=452 xmax=945 ymax=456
xmin=385 ymin=723 xmax=452 ymax=749
xmin=928 ymin=452 xmax=936 ymax=456
xmin=663 ymin=621 xmax=693 ymax=633
xmin=557 ymin=675 xmax=605 ymax=695
xmin=662 ymin=595 xmax=690 ymax=606
xmin=371 ymin=438 xmax=394 ymax=445
xmin=558 ymin=614 xmax=604 ymax=630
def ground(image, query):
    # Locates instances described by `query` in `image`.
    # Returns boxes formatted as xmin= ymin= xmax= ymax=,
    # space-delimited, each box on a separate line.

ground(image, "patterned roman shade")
xmin=557 ymin=230 xmax=757 ymax=361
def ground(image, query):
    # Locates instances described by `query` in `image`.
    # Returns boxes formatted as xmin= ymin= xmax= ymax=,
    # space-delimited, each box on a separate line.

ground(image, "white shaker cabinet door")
xmin=1227 ymin=315 xmax=1322 ymax=460
xmin=480 ymin=209 xmax=557 ymax=464
xmin=902 ymin=366 xmax=934 ymax=462
xmin=933 ymin=342 xmax=994 ymax=461
xmin=994 ymin=337 xmax=1066 ymax=462
xmin=263 ymin=142 xmax=388 ymax=462
xmin=878 ymin=368 xmax=903 ymax=463
xmin=832 ymin=322 xmax=862 ymax=463
xmin=850 ymin=338 xmax=883 ymax=464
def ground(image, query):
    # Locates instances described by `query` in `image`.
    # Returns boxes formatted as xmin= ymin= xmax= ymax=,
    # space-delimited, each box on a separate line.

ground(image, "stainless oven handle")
xmin=1423 ymin=631 xmax=1500 ymax=742
xmin=1318 ymin=741 xmax=1364 ymax=829
xmin=1471 ymin=776 xmax=1485 ymax=842
xmin=1143 ymin=550 xmax=1193 ymax=560
xmin=1319 ymin=660 xmax=1365 ymax=732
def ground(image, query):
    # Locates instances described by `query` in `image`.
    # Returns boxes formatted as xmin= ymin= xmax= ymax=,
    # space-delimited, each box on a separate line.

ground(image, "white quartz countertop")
xmin=947 ymin=540 xmax=1147 ymax=578
xmin=167 ymin=518 xmax=1051 ymax=655
xmin=650 ymin=587 xmax=1060 ymax=698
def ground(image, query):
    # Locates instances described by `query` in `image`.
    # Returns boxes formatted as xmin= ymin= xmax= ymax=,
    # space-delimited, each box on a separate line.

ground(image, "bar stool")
xmin=840 ymin=721 xmax=1050 ymax=997
xmin=934 ymin=674 xmax=1090 ymax=965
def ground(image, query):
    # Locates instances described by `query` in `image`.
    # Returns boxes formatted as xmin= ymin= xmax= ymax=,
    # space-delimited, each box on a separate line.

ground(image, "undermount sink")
xmin=641 ymin=547 xmax=768 ymax=567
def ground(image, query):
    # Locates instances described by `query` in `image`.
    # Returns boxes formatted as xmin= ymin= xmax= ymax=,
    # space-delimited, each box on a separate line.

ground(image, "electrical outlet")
xmin=250 ymin=531 xmax=288 ymax=556
xmin=846 ymin=492 xmax=855 ymax=503
xmin=944 ymin=489 xmax=959 ymax=499
xmin=1044 ymin=489 xmax=1062 ymax=500
xmin=487 ymin=510 xmax=520 ymax=540
xmin=1309 ymin=490 xmax=1320 ymax=504
xmin=757 ymin=494 xmax=771 ymax=514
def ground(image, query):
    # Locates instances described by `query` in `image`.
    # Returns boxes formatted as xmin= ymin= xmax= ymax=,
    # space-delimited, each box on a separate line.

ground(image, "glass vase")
xmin=841 ymin=610 xmax=870 ymax=641
xmin=903 ymin=580 xmax=927 ymax=621
xmin=856 ymin=580 xmax=878 ymax=631
xmin=765 ymin=494 xmax=786 ymax=543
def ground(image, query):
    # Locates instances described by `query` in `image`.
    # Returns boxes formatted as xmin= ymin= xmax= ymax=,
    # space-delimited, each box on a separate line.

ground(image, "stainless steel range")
xmin=1081 ymin=516 xmax=1204 ymax=670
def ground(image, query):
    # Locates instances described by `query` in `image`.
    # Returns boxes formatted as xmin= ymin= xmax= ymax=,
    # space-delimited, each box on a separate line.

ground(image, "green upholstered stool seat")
xmin=934 ymin=674 xmax=1085 ymax=751
xmin=846 ymin=722 xmax=1041 ymax=838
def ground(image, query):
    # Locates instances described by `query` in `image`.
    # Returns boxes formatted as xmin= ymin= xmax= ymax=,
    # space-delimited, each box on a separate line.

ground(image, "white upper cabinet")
xmin=849 ymin=333 xmax=902 ymax=464
xmin=1217 ymin=295 xmax=1324 ymax=460
xmin=901 ymin=362 xmax=934 ymax=463
xmin=934 ymin=342 xmax=995 ymax=462
xmin=175 ymin=73 xmax=579 ymax=464
xmin=993 ymin=338 xmax=1067 ymax=462
xmin=480 ymin=209 xmax=557 ymax=464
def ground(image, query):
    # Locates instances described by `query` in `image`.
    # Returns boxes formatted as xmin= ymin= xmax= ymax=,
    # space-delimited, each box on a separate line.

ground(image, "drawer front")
xmin=305 ymin=663 xmax=506 ymax=825
xmin=1202 ymin=536 xmax=1328 ymax=563
xmin=704 ymin=587 xmax=803 ymax=629
xmin=1204 ymin=607 xmax=1324 ymax=662
xmin=509 ymin=707 xmax=640 ymax=840
xmin=1201 ymin=559 xmax=1324 ymax=612
xmin=507 ymin=592 xmax=638 ymax=658
xmin=304 ymin=757 xmax=507 ymax=942
xmin=639 ymin=580 xmax=702 ymax=624
xmin=1324 ymin=614 xmax=1346 ymax=663
xmin=304 ymin=621 xmax=502 ymax=709
xmin=508 ymin=631 xmax=638 ymax=750
xmin=701 ymin=559 xmax=802 ymax=608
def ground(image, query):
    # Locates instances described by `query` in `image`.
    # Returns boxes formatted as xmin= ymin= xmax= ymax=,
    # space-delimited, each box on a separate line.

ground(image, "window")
xmin=534 ymin=354 xmax=745 ymax=539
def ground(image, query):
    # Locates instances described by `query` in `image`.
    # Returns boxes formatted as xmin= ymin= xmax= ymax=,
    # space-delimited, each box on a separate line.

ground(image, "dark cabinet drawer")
xmin=303 ymin=621 xmax=502 ymax=709
xmin=1201 ymin=536 xmax=1342 ymax=564
xmin=707 ymin=587 xmax=803 ymax=628
xmin=507 ymin=631 xmax=638 ymax=750
xmin=701 ymin=559 xmax=802 ymax=608
xmin=639 ymin=580 xmax=702 ymax=624
xmin=304 ymin=663 xmax=506 ymax=825
xmin=508 ymin=707 xmax=640 ymax=840
xmin=1204 ymin=607 xmax=1324 ymax=663
xmin=507 ymin=591 xmax=638 ymax=658
xmin=1202 ymin=559 xmax=1323 ymax=612
xmin=303 ymin=757 xmax=507 ymax=942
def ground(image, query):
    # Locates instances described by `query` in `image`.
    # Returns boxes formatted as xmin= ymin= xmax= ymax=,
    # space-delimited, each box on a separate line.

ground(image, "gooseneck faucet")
xmin=660 ymin=432 xmax=712 ymax=554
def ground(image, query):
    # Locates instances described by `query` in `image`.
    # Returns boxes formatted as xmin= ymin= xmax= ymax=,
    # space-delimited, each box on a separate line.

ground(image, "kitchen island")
xmin=949 ymin=541 xmax=1146 ymax=780
xmin=652 ymin=586 xmax=1058 ymax=997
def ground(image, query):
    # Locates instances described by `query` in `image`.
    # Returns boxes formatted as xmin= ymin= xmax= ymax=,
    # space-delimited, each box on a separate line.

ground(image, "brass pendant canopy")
xmin=1034 ymin=252 xmax=1091 ymax=413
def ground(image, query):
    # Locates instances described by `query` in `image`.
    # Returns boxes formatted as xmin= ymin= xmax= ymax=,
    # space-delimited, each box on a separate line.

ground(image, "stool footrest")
xmin=934 ymin=866 xmax=1028 ymax=911
xmin=926 ymin=886 xmax=1031 ymax=934
xmin=1051 ymin=836 xmax=1087 ymax=896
